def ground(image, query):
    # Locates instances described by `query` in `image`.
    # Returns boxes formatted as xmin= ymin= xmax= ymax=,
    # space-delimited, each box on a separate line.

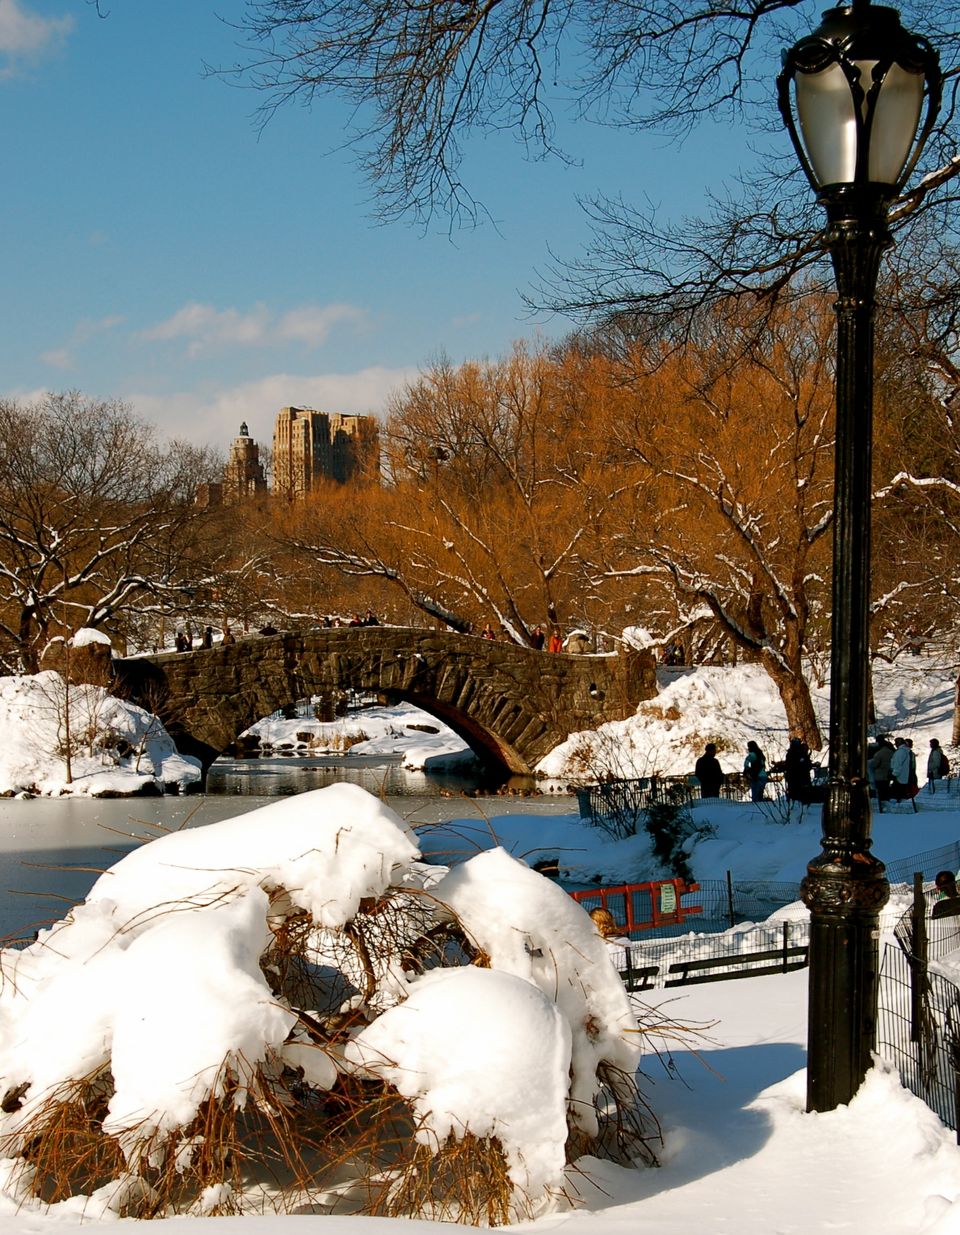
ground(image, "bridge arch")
xmin=115 ymin=628 xmax=657 ymax=779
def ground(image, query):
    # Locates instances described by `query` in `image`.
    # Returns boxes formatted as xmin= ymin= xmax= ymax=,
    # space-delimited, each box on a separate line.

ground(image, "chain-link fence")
xmin=885 ymin=841 xmax=960 ymax=886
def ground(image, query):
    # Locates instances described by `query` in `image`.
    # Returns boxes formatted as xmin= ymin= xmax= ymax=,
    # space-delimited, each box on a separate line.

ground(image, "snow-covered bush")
xmin=0 ymin=784 xmax=657 ymax=1223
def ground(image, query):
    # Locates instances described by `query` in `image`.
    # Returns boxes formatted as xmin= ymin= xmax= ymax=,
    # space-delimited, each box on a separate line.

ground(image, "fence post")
xmin=911 ymin=872 xmax=927 ymax=1043
xmin=726 ymin=870 xmax=735 ymax=929
xmin=782 ymin=920 xmax=790 ymax=972
xmin=948 ymin=1027 xmax=958 ymax=1141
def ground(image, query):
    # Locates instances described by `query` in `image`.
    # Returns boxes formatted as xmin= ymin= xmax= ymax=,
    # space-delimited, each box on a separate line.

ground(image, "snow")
xmin=435 ymin=849 xmax=641 ymax=1140
xmin=71 ymin=627 xmax=113 ymax=648
xmin=342 ymin=966 xmax=572 ymax=1202
xmin=244 ymin=701 xmax=474 ymax=772
xmin=0 ymin=671 xmax=201 ymax=797
xmin=0 ymin=786 xmax=643 ymax=1221
xmin=537 ymin=656 xmax=956 ymax=779
xmin=2 ymin=656 xmax=960 ymax=1231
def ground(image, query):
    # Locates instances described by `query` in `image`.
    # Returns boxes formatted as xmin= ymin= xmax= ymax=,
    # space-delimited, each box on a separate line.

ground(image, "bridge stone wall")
xmin=115 ymin=628 xmax=658 ymax=777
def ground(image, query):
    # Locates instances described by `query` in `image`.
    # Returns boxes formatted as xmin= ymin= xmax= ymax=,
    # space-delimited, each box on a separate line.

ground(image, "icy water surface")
xmin=0 ymin=759 xmax=576 ymax=940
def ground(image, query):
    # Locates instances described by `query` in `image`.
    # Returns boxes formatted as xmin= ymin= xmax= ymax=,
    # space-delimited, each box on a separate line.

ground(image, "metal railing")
xmin=610 ymin=919 xmax=810 ymax=991
xmin=876 ymin=874 xmax=960 ymax=1137
xmin=575 ymin=774 xmax=763 ymax=838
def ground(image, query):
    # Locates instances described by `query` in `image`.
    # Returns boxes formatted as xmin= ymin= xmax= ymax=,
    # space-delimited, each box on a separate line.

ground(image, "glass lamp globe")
xmin=777 ymin=3 xmax=940 ymax=199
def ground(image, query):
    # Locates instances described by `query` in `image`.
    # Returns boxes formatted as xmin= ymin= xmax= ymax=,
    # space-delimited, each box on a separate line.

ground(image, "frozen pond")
xmin=0 ymin=763 xmax=577 ymax=941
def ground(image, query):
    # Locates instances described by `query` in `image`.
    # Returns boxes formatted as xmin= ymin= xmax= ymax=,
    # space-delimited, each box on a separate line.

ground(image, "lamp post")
xmin=777 ymin=2 xmax=940 ymax=1113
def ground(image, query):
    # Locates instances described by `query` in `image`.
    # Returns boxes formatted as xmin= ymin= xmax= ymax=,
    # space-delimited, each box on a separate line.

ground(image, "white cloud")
xmin=277 ymin=304 xmax=368 ymax=345
xmin=38 ymin=347 xmax=71 ymax=370
xmin=39 ymin=314 xmax=124 ymax=371
xmin=0 ymin=1 xmax=72 ymax=65
xmin=140 ymin=301 xmax=370 ymax=357
xmin=124 ymin=367 xmax=419 ymax=448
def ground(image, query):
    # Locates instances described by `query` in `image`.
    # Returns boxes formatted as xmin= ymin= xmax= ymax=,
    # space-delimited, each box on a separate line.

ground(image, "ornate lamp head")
xmin=777 ymin=2 xmax=940 ymax=212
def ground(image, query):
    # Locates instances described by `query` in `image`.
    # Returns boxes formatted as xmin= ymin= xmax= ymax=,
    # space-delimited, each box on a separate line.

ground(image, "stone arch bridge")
xmin=115 ymin=628 xmax=657 ymax=779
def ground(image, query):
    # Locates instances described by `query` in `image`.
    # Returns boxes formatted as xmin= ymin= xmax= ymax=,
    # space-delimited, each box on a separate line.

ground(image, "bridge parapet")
xmin=115 ymin=628 xmax=657 ymax=777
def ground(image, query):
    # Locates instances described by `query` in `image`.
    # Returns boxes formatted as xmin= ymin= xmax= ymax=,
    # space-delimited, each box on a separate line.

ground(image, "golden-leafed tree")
xmin=274 ymin=345 xmax=610 ymax=640
xmin=592 ymin=294 xmax=839 ymax=747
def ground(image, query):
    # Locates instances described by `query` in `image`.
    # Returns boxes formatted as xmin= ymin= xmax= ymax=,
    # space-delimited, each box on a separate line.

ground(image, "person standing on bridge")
xmin=174 ymin=631 xmax=189 ymax=653
xmin=547 ymin=627 xmax=563 ymax=654
xmin=202 ymin=626 xmax=213 ymax=650
xmin=531 ymin=624 xmax=545 ymax=650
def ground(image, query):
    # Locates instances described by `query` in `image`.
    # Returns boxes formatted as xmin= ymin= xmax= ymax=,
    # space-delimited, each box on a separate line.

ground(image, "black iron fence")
xmin=575 ymin=775 xmax=764 ymax=838
xmin=876 ymin=874 xmax=960 ymax=1138
xmin=577 ymin=773 xmax=959 ymax=839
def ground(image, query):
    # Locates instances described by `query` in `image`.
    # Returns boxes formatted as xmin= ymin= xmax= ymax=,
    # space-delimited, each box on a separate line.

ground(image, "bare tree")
xmin=0 ymin=392 xmax=219 ymax=670
xmin=233 ymin=3 xmax=960 ymax=276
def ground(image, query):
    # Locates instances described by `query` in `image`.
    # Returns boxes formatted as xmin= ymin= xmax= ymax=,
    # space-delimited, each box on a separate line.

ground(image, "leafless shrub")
xmin=0 ymin=881 xmax=669 ymax=1223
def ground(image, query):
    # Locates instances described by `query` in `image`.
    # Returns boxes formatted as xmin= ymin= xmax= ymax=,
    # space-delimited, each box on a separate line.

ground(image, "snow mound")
xmin=0 ymin=785 xmax=646 ymax=1219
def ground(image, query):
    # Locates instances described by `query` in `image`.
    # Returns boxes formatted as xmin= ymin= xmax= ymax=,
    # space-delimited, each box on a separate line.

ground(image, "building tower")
xmin=272 ymin=407 xmax=380 ymax=498
xmin=222 ymin=422 xmax=267 ymax=505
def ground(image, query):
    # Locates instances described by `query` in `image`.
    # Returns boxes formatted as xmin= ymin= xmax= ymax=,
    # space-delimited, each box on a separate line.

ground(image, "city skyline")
xmin=1 ymin=1 xmax=768 ymax=449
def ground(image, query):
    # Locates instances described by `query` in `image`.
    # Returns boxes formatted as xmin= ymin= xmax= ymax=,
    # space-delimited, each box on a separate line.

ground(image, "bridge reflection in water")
xmin=205 ymin=751 xmax=536 ymax=799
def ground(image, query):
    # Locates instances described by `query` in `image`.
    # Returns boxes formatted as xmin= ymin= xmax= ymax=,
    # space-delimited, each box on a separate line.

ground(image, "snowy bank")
xmin=0 ymin=672 xmax=200 ymax=797
xmin=241 ymin=702 xmax=475 ymax=772
xmin=537 ymin=656 xmax=957 ymax=780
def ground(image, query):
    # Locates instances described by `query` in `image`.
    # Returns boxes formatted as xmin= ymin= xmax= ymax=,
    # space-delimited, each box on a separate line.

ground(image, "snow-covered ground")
xmin=539 ymin=654 xmax=957 ymax=778
xmin=240 ymin=653 xmax=958 ymax=783
xmin=244 ymin=702 xmax=479 ymax=773
xmin=0 ymin=672 xmax=201 ymax=797
xmin=2 ymin=651 xmax=951 ymax=794
xmin=2 ymin=653 xmax=960 ymax=1232
xmin=4 ymin=777 xmax=960 ymax=1234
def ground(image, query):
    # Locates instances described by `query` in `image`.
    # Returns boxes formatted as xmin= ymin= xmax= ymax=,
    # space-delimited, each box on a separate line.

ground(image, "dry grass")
xmin=10 ymin=1071 xmax=123 ymax=1205
xmin=371 ymin=1128 xmax=515 ymax=1225
xmin=0 ymin=884 xmax=667 ymax=1223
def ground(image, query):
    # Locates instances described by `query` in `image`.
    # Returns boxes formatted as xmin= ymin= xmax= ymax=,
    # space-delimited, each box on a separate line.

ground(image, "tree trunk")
xmin=953 ymin=675 xmax=960 ymax=747
xmin=764 ymin=658 xmax=823 ymax=751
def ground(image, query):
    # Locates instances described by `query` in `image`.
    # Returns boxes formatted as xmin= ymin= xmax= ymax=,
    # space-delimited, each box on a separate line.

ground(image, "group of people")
xmin=478 ymin=623 xmax=589 ymax=653
xmin=693 ymin=732 xmax=952 ymax=806
xmin=174 ymin=626 xmax=214 ymax=652
xmin=693 ymin=739 xmax=772 ymax=803
xmin=175 ymin=625 xmax=237 ymax=651
xmin=868 ymin=734 xmax=950 ymax=800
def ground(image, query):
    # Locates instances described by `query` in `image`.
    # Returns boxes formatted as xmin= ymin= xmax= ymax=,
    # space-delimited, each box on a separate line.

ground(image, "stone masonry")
xmin=115 ymin=628 xmax=658 ymax=777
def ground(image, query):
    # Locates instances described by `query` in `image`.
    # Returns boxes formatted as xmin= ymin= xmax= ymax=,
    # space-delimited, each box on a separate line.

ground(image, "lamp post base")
xmin=801 ymin=781 xmax=890 ymax=1112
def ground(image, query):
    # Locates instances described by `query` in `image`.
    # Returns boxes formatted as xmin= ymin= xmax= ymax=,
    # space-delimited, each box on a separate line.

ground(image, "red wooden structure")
xmin=571 ymin=878 xmax=702 ymax=935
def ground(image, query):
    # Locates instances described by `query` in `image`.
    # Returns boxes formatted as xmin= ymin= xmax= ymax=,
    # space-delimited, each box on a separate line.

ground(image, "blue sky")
xmin=0 ymin=0 xmax=769 ymax=451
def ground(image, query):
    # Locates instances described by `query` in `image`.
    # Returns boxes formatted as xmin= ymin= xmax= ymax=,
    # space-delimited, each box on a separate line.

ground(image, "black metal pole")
xmin=800 ymin=188 xmax=892 ymax=1112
